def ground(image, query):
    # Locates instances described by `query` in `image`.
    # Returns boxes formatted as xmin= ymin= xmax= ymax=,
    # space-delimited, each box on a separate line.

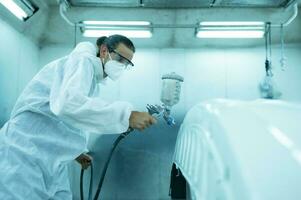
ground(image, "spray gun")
xmin=146 ymin=72 xmax=184 ymax=126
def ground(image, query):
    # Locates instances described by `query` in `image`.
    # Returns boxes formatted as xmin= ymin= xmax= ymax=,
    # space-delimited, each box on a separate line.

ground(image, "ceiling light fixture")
xmin=81 ymin=20 xmax=152 ymax=38
xmin=0 ymin=0 xmax=38 ymax=21
xmin=197 ymin=21 xmax=265 ymax=39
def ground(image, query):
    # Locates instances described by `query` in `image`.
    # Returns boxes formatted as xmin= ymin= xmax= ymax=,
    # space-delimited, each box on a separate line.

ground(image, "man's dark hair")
xmin=104 ymin=34 xmax=136 ymax=53
xmin=96 ymin=35 xmax=135 ymax=57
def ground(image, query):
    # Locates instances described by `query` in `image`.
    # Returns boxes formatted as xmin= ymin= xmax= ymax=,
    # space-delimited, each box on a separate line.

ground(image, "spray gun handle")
xmin=125 ymin=105 xmax=158 ymax=136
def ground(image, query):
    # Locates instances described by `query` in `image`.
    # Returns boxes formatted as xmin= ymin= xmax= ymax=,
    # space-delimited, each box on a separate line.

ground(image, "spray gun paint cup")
xmin=161 ymin=72 xmax=184 ymax=107
xmin=160 ymin=72 xmax=184 ymax=125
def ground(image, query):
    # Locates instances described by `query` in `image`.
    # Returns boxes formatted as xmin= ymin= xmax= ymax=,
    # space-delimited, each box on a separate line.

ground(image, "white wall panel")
xmin=0 ymin=18 xmax=39 ymax=125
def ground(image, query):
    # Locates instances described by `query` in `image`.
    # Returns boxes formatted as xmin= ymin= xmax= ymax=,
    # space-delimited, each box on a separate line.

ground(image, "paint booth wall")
xmin=0 ymin=17 xmax=39 ymax=126
xmin=39 ymin=43 xmax=301 ymax=110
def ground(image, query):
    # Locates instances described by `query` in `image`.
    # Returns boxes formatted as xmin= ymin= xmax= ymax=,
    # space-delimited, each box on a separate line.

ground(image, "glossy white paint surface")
xmin=174 ymin=99 xmax=301 ymax=200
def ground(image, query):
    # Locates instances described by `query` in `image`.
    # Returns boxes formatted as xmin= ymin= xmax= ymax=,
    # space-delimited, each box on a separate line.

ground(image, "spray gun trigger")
xmin=146 ymin=104 xmax=163 ymax=115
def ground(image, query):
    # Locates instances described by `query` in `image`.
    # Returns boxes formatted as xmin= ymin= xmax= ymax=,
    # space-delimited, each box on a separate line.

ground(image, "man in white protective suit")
xmin=0 ymin=34 xmax=156 ymax=199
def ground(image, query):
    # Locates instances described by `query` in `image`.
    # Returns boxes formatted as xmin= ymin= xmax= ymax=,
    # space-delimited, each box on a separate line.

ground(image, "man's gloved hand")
xmin=75 ymin=153 xmax=92 ymax=169
xmin=129 ymin=111 xmax=157 ymax=131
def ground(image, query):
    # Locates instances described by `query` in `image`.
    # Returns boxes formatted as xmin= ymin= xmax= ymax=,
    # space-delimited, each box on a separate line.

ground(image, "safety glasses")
xmin=111 ymin=49 xmax=134 ymax=68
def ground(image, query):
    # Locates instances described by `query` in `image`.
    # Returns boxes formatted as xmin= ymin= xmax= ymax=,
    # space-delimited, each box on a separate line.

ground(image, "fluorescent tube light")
xmin=81 ymin=20 xmax=152 ymax=38
xmin=83 ymin=30 xmax=152 ymax=38
xmin=197 ymin=21 xmax=265 ymax=38
xmin=201 ymin=26 xmax=264 ymax=30
xmin=0 ymin=0 xmax=28 ymax=20
xmin=200 ymin=21 xmax=265 ymax=26
xmin=0 ymin=0 xmax=37 ymax=21
xmin=196 ymin=30 xmax=264 ymax=38
xmin=83 ymin=21 xmax=151 ymax=26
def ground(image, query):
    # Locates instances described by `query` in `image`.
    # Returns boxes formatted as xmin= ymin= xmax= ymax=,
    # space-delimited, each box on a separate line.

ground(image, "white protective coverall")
xmin=0 ymin=42 xmax=133 ymax=199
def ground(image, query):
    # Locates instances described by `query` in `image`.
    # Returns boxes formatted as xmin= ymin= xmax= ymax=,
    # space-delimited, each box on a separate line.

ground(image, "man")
xmin=0 ymin=34 xmax=156 ymax=199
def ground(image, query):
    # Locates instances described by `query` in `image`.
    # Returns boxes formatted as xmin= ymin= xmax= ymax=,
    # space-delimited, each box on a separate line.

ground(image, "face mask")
xmin=104 ymin=53 xmax=126 ymax=81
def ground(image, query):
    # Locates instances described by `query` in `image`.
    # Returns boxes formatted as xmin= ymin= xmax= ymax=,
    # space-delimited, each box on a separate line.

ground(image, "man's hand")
xmin=75 ymin=153 xmax=92 ymax=169
xmin=129 ymin=111 xmax=157 ymax=131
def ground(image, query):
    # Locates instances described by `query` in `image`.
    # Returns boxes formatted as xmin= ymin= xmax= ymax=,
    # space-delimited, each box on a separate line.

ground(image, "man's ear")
xmin=99 ymin=44 xmax=108 ymax=58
